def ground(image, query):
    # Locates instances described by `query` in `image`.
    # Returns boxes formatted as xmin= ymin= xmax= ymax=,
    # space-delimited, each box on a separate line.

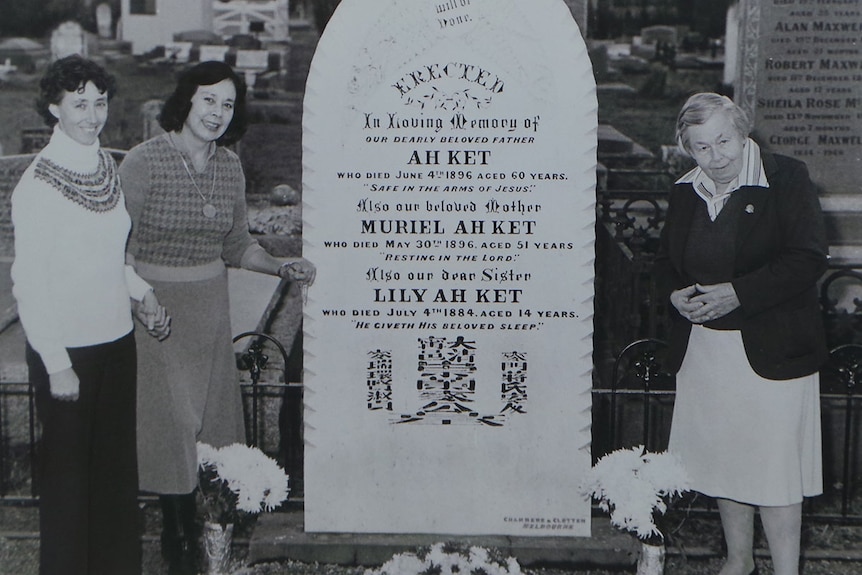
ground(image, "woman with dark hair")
xmin=11 ymin=54 xmax=168 ymax=575
xmin=157 ymin=60 xmax=249 ymax=146
xmin=119 ymin=60 xmax=314 ymax=574
xmin=656 ymin=93 xmax=827 ymax=575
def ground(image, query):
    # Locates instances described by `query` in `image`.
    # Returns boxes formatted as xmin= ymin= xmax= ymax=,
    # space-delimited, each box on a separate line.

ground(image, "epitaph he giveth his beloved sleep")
xmin=302 ymin=0 xmax=597 ymax=536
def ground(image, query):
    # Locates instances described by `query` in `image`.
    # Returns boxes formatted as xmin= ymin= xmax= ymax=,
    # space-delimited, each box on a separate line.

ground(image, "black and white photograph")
xmin=0 ymin=1 xmax=860 ymax=574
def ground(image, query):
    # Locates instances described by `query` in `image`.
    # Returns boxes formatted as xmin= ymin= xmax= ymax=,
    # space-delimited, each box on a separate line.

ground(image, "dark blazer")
xmin=654 ymin=151 xmax=829 ymax=380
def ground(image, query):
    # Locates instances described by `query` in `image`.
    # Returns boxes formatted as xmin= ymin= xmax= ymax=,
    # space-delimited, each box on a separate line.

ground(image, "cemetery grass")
xmin=0 ymin=80 xmax=39 ymax=158
xmin=2 ymin=503 xmax=862 ymax=574
xmin=0 ymin=60 xmax=177 ymax=155
xmin=0 ymin=60 xmax=301 ymax=204
xmin=596 ymin=67 xmax=727 ymax=157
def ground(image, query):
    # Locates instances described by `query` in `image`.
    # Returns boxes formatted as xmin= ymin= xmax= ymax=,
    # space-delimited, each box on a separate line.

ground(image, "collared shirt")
xmin=675 ymin=138 xmax=770 ymax=221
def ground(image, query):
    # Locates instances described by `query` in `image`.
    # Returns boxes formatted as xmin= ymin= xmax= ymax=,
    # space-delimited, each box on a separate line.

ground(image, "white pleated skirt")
xmin=668 ymin=325 xmax=823 ymax=506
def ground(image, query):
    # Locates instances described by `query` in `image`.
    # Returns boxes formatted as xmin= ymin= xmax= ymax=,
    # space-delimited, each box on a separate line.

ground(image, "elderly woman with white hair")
xmin=655 ymin=92 xmax=828 ymax=575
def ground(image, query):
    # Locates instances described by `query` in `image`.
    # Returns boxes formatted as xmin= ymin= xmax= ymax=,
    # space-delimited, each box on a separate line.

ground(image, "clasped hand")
xmin=49 ymin=368 xmax=80 ymax=401
xmin=670 ymin=282 xmax=740 ymax=324
xmin=278 ymin=257 xmax=317 ymax=285
xmin=50 ymin=291 xmax=170 ymax=402
xmin=134 ymin=290 xmax=171 ymax=341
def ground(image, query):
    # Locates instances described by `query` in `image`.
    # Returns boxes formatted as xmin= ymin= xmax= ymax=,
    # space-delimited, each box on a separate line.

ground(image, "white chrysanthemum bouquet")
xmin=365 ymin=542 xmax=522 ymax=575
xmin=580 ymin=446 xmax=689 ymax=544
xmin=197 ymin=442 xmax=290 ymax=526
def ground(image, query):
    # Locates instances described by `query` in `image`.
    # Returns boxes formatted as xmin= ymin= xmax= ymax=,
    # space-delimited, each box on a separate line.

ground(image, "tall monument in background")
xmin=734 ymin=0 xmax=862 ymax=257
xmin=302 ymin=0 xmax=597 ymax=536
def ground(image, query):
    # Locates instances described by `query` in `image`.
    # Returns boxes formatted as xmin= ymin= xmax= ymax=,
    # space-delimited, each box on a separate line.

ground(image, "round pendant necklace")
xmin=171 ymin=135 xmax=217 ymax=218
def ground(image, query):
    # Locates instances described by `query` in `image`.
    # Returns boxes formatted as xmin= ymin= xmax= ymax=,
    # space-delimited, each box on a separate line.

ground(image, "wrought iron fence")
xmin=233 ymin=330 xmax=304 ymax=494
xmin=594 ymin=164 xmax=862 ymax=523
xmin=3 ymin=331 xmax=860 ymax=522
xmin=1 ymin=330 xmax=862 ymax=525
xmin=594 ymin=168 xmax=671 ymax=390
xmin=0 ymin=329 xmax=305 ymax=503
xmin=596 ymin=338 xmax=862 ymax=524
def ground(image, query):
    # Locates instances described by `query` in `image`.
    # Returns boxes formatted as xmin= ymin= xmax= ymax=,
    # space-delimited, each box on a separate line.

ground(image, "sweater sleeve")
xmin=221 ymin=157 xmax=259 ymax=267
xmin=124 ymin=265 xmax=153 ymax=301
xmin=10 ymin=170 xmax=72 ymax=374
xmin=118 ymin=146 xmax=150 ymax=259
xmin=118 ymin=147 xmax=154 ymax=300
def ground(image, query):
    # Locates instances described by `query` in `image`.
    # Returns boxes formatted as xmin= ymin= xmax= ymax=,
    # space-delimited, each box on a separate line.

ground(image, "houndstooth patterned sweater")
xmin=120 ymin=134 xmax=259 ymax=272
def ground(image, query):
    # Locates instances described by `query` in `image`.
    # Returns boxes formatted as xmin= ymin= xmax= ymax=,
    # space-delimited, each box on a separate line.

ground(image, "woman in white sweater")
xmin=11 ymin=55 xmax=168 ymax=575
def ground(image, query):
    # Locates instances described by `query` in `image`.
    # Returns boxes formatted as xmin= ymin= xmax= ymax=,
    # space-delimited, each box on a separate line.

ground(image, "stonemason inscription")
xmin=736 ymin=0 xmax=862 ymax=192
xmin=303 ymin=0 xmax=596 ymax=536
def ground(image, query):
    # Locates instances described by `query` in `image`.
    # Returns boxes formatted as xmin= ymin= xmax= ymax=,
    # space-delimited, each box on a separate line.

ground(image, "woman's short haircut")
xmin=36 ymin=55 xmax=117 ymax=127
xmin=158 ymin=60 xmax=248 ymax=146
xmin=676 ymin=92 xmax=751 ymax=155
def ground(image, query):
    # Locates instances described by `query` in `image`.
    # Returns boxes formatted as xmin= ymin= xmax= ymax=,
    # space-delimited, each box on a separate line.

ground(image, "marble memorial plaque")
xmin=51 ymin=21 xmax=86 ymax=60
xmin=164 ymin=41 xmax=192 ymax=63
xmin=235 ymin=49 xmax=269 ymax=70
xmin=303 ymin=0 xmax=596 ymax=536
xmin=96 ymin=3 xmax=113 ymax=39
xmin=736 ymin=0 xmax=862 ymax=193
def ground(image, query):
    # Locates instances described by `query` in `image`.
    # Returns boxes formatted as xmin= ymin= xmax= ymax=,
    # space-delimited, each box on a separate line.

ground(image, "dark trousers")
xmin=29 ymin=331 xmax=141 ymax=575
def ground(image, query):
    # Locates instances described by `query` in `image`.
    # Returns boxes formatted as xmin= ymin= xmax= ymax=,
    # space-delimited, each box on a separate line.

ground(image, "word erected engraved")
xmin=756 ymin=0 xmax=862 ymax=186
xmin=367 ymin=338 xmax=528 ymax=426
xmin=323 ymin=89 xmax=575 ymax=328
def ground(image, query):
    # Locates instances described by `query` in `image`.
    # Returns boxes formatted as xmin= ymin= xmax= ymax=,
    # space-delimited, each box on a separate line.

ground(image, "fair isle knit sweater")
xmin=11 ymin=126 xmax=153 ymax=374
xmin=119 ymin=134 xmax=260 ymax=278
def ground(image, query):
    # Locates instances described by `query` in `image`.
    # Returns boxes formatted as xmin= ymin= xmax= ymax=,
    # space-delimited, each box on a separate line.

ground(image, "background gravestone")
xmin=303 ymin=0 xmax=596 ymax=536
xmin=96 ymin=3 xmax=113 ymax=39
xmin=735 ymin=0 xmax=862 ymax=196
xmin=140 ymin=100 xmax=165 ymax=142
xmin=164 ymin=41 xmax=193 ymax=63
xmin=735 ymin=0 xmax=862 ymax=255
xmin=51 ymin=21 xmax=87 ymax=60
xmin=641 ymin=25 xmax=677 ymax=48
xmin=199 ymin=45 xmax=229 ymax=63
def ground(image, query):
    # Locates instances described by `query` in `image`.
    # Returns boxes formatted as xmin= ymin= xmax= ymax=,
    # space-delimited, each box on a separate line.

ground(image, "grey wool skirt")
xmin=135 ymin=269 xmax=246 ymax=494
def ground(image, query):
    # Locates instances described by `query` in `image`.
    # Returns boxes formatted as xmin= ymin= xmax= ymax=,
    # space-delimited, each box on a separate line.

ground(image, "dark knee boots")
xmin=159 ymin=493 xmax=199 ymax=575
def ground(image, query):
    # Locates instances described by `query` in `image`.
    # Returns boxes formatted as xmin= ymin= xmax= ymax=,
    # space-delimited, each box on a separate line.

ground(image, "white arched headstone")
xmin=51 ymin=21 xmax=87 ymax=60
xmin=96 ymin=3 xmax=113 ymax=39
xmin=303 ymin=0 xmax=596 ymax=536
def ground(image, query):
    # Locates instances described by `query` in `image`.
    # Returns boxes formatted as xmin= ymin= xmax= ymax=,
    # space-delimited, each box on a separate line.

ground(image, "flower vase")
xmin=636 ymin=542 xmax=665 ymax=575
xmin=203 ymin=521 xmax=234 ymax=575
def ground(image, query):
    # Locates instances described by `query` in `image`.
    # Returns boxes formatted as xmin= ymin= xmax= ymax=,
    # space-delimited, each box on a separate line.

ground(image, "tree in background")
xmin=587 ymin=0 xmax=732 ymax=41
xmin=590 ymin=1 xmax=615 ymax=39
xmin=0 ymin=0 xmax=121 ymax=38
xmin=0 ymin=0 xmax=732 ymax=45
xmin=311 ymin=0 xmax=341 ymax=34
xmin=691 ymin=0 xmax=731 ymax=39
